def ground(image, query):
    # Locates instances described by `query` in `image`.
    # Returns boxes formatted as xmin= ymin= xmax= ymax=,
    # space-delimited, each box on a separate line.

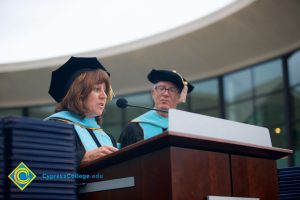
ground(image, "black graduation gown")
xmin=118 ymin=123 xmax=167 ymax=148
xmin=118 ymin=123 xmax=144 ymax=148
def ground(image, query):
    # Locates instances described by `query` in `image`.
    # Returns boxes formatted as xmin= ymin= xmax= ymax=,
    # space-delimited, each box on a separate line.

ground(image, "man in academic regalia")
xmin=118 ymin=69 xmax=194 ymax=148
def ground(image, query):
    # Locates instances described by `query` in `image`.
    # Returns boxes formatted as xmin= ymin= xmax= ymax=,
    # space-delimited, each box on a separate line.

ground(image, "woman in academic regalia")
xmin=46 ymin=56 xmax=118 ymax=167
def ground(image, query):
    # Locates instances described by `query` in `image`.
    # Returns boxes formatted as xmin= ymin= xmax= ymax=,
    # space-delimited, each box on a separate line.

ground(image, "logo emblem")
xmin=8 ymin=162 xmax=36 ymax=191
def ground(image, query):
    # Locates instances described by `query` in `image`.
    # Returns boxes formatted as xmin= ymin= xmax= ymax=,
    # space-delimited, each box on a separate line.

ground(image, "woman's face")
xmin=84 ymin=83 xmax=107 ymax=118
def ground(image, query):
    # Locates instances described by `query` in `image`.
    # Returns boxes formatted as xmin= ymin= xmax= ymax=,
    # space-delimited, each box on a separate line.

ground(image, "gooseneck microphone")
xmin=116 ymin=98 xmax=168 ymax=113
xmin=116 ymin=98 xmax=128 ymax=109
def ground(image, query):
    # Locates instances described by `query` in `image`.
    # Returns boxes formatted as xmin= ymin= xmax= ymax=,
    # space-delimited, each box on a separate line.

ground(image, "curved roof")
xmin=0 ymin=0 xmax=300 ymax=108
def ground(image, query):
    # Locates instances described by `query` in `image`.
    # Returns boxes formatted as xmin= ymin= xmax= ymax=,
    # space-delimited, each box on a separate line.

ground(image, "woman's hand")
xmin=81 ymin=146 xmax=118 ymax=165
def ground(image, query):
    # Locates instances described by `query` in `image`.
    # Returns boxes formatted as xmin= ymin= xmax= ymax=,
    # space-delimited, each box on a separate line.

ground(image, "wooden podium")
xmin=78 ymin=131 xmax=292 ymax=200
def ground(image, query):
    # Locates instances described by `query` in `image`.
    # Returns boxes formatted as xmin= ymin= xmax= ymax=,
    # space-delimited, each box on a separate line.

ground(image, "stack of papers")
xmin=3 ymin=116 xmax=77 ymax=200
xmin=0 ymin=119 xmax=4 ymax=199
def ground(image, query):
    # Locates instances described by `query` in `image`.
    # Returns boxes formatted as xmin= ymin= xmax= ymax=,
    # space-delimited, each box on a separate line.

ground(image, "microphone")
xmin=116 ymin=98 xmax=168 ymax=113
xmin=116 ymin=98 xmax=128 ymax=109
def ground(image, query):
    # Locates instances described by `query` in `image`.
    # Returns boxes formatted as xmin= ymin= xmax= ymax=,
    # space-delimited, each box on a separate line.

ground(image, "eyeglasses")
xmin=154 ymin=85 xmax=179 ymax=95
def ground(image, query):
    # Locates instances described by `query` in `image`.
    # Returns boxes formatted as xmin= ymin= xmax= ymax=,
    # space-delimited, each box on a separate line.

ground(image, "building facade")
xmin=1 ymin=48 xmax=299 ymax=168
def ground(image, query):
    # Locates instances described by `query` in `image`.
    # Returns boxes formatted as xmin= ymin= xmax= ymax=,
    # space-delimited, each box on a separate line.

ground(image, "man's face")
xmin=151 ymin=81 xmax=180 ymax=110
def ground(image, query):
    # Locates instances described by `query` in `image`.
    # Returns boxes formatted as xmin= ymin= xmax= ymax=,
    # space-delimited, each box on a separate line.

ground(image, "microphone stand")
xmin=127 ymin=104 xmax=168 ymax=113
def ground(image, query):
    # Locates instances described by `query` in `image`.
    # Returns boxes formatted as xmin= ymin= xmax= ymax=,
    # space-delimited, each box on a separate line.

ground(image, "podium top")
xmin=169 ymin=109 xmax=272 ymax=148
xmin=80 ymin=131 xmax=292 ymax=173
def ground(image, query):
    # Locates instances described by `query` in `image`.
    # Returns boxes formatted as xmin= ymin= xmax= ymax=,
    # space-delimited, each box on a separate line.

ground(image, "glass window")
xmin=271 ymin=124 xmax=289 ymax=170
xmin=124 ymin=93 xmax=152 ymax=122
xmin=255 ymin=92 xmax=285 ymax=127
xmin=190 ymin=79 xmax=219 ymax=111
xmin=177 ymin=102 xmax=188 ymax=111
xmin=288 ymin=50 xmax=300 ymax=86
xmin=28 ymin=105 xmax=55 ymax=119
xmin=0 ymin=108 xmax=23 ymax=117
xmin=268 ymin=124 xmax=289 ymax=168
xmin=197 ymin=108 xmax=220 ymax=118
xmin=253 ymin=59 xmax=283 ymax=95
xmin=294 ymin=122 xmax=300 ymax=166
xmin=225 ymin=101 xmax=255 ymax=124
xmin=277 ymin=157 xmax=289 ymax=169
xmin=269 ymin=125 xmax=288 ymax=148
xmin=103 ymin=100 xmax=123 ymax=124
xmin=291 ymin=86 xmax=300 ymax=121
xmin=125 ymin=92 xmax=153 ymax=107
xmin=224 ymin=69 xmax=252 ymax=103
xmin=102 ymin=100 xmax=124 ymax=139
xmin=102 ymin=124 xmax=123 ymax=141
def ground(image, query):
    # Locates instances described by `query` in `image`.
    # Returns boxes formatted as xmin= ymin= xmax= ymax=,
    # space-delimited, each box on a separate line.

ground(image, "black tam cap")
xmin=147 ymin=69 xmax=194 ymax=93
xmin=48 ymin=56 xmax=110 ymax=102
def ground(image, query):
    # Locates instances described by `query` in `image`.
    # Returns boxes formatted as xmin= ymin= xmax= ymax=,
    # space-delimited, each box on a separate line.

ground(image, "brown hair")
xmin=55 ymin=69 xmax=112 ymax=124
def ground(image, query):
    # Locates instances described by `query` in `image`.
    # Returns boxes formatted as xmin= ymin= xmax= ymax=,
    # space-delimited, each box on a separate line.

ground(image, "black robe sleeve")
xmin=118 ymin=122 xmax=144 ymax=148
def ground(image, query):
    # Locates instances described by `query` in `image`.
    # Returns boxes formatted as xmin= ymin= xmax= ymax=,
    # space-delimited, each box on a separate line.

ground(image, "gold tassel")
xmin=179 ymin=81 xmax=188 ymax=103
xmin=172 ymin=70 xmax=188 ymax=103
